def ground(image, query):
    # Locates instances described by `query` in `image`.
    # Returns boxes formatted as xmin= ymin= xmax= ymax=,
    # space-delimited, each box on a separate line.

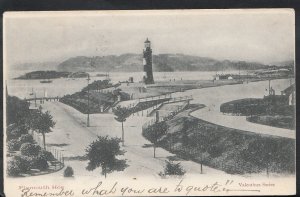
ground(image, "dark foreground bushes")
xmin=64 ymin=166 xmax=74 ymax=177
xmin=20 ymin=143 xmax=41 ymax=157
xmin=160 ymin=161 xmax=185 ymax=176
xmin=247 ymin=115 xmax=295 ymax=130
xmin=7 ymin=139 xmax=22 ymax=152
xmin=143 ymin=116 xmax=295 ymax=175
xmin=6 ymin=95 xmax=59 ymax=177
xmin=7 ymin=156 xmax=31 ymax=176
xmin=7 ymin=148 xmax=55 ymax=176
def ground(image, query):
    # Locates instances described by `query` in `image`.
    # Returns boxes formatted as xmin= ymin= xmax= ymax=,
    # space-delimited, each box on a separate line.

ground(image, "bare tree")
xmin=146 ymin=121 xmax=168 ymax=158
xmin=113 ymin=106 xmax=132 ymax=146
xmin=190 ymin=130 xmax=209 ymax=174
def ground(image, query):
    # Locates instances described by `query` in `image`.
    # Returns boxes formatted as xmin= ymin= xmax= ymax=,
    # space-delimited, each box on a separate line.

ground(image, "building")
xmin=214 ymin=74 xmax=234 ymax=80
xmin=263 ymin=95 xmax=289 ymax=106
xmin=143 ymin=38 xmax=154 ymax=84
xmin=281 ymin=83 xmax=295 ymax=105
xmin=263 ymin=83 xmax=295 ymax=106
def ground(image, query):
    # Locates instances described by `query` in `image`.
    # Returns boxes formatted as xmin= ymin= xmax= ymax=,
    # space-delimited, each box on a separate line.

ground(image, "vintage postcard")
xmin=3 ymin=9 xmax=296 ymax=196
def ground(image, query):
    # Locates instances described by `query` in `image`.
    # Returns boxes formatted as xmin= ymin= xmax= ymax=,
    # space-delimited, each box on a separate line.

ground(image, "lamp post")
xmin=87 ymin=74 xmax=91 ymax=127
xmin=34 ymin=92 xmax=37 ymax=107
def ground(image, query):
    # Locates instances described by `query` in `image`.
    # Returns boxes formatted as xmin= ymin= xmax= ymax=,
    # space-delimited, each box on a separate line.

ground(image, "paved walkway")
xmin=183 ymin=79 xmax=295 ymax=139
xmin=191 ymin=107 xmax=295 ymax=139
xmin=35 ymin=101 xmax=227 ymax=178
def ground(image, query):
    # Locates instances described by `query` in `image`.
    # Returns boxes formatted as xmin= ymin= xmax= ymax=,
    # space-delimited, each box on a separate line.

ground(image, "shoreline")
xmin=120 ymin=76 xmax=293 ymax=100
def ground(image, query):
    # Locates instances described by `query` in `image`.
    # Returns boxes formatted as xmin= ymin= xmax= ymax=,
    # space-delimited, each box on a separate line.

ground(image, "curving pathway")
xmin=181 ymin=79 xmax=295 ymax=139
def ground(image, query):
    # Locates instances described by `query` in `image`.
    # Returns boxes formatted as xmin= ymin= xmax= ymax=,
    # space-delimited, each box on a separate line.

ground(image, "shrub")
xmin=208 ymin=145 xmax=223 ymax=158
xmin=7 ymin=160 xmax=21 ymax=176
xmin=19 ymin=134 xmax=34 ymax=144
xmin=31 ymin=156 xmax=49 ymax=171
xmin=163 ymin=161 xmax=185 ymax=176
xmin=7 ymin=155 xmax=32 ymax=176
xmin=6 ymin=125 xmax=22 ymax=141
xmin=64 ymin=166 xmax=74 ymax=177
xmin=85 ymin=136 xmax=125 ymax=178
xmin=7 ymin=139 xmax=21 ymax=151
xmin=15 ymin=155 xmax=33 ymax=173
xmin=39 ymin=150 xmax=55 ymax=161
xmin=20 ymin=143 xmax=41 ymax=157
xmin=6 ymin=123 xmax=29 ymax=141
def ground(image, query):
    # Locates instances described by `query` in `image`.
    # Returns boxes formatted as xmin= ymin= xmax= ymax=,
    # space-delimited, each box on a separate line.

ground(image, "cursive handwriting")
xmin=81 ymin=181 xmax=117 ymax=196
xmin=21 ymin=188 xmax=74 ymax=197
xmin=174 ymin=180 xmax=223 ymax=195
xmin=19 ymin=179 xmax=262 ymax=196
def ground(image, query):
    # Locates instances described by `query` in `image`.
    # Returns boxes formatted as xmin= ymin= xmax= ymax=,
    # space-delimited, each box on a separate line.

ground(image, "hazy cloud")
xmin=4 ymin=9 xmax=294 ymax=66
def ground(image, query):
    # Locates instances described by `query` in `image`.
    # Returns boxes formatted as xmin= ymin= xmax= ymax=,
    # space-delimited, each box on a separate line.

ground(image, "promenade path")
xmin=6 ymin=80 xmax=296 ymax=191
xmin=180 ymin=79 xmax=295 ymax=139
xmin=35 ymin=101 xmax=226 ymax=178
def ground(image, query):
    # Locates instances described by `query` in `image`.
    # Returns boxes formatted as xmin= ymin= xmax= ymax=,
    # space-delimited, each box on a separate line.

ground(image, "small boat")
xmin=40 ymin=79 xmax=52 ymax=83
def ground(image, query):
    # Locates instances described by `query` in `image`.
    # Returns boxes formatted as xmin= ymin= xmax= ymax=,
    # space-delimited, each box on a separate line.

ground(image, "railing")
xmin=25 ymin=96 xmax=60 ymax=102
xmin=165 ymin=95 xmax=193 ymax=104
xmin=91 ymin=89 xmax=113 ymax=94
xmin=141 ymin=117 xmax=157 ymax=130
xmin=137 ymin=94 xmax=172 ymax=102
xmin=31 ymin=131 xmax=64 ymax=169
xmin=146 ymin=103 xmax=165 ymax=117
xmin=142 ymin=100 xmax=190 ymax=130
xmin=159 ymin=102 xmax=187 ymax=120
xmin=129 ymin=95 xmax=193 ymax=117
xmin=46 ymin=146 xmax=65 ymax=169
xmin=131 ymin=102 xmax=163 ymax=117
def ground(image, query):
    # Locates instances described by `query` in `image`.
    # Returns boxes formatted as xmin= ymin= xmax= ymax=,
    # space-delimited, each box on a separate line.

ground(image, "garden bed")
xmin=142 ymin=106 xmax=295 ymax=175
xmin=247 ymin=115 xmax=295 ymax=130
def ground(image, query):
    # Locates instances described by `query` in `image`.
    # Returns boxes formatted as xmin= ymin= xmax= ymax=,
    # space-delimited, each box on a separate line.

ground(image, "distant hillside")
xmin=270 ymin=60 xmax=294 ymax=67
xmin=57 ymin=54 xmax=270 ymax=72
xmin=11 ymin=61 xmax=59 ymax=71
xmin=16 ymin=70 xmax=70 ymax=79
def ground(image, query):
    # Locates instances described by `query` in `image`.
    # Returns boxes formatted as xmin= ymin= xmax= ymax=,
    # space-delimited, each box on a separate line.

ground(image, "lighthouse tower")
xmin=143 ymin=38 xmax=154 ymax=84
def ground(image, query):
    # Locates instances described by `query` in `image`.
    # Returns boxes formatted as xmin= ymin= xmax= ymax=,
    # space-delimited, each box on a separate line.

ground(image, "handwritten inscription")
xmin=120 ymin=187 xmax=145 ymax=196
xmin=81 ymin=181 xmax=117 ymax=196
xmin=79 ymin=180 xmax=230 ymax=196
xmin=20 ymin=188 xmax=74 ymax=197
xmin=174 ymin=180 xmax=223 ymax=195
xmin=18 ymin=179 xmax=268 ymax=196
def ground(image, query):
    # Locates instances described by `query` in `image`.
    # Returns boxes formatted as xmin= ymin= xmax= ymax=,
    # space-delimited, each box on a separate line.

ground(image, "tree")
xmin=85 ymin=136 xmax=125 ymax=178
xmin=64 ymin=166 xmax=74 ymax=177
xmin=190 ymin=128 xmax=209 ymax=174
xmin=162 ymin=160 xmax=185 ymax=176
xmin=146 ymin=121 xmax=168 ymax=158
xmin=113 ymin=106 xmax=132 ymax=146
xmin=6 ymin=96 xmax=30 ymax=126
xmin=6 ymin=124 xmax=28 ymax=141
xmin=181 ymin=121 xmax=190 ymax=153
xmin=31 ymin=108 xmax=55 ymax=149
xmin=20 ymin=143 xmax=41 ymax=157
xmin=242 ymin=137 xmax=278 ymax=176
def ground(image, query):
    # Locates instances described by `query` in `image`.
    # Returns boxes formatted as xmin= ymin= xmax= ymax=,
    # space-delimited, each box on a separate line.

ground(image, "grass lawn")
xmin=143 ymin=105 xmax=295 ymax=175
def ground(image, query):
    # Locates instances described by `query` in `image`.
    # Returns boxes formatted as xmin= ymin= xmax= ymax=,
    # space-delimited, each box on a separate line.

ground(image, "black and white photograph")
xmin=3 ymin=9 xmax=296 ymax=196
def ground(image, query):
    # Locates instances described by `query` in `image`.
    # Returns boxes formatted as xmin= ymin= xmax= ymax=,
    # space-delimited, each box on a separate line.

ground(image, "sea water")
xmin=5 ymin=70 xmax=245 ymax=99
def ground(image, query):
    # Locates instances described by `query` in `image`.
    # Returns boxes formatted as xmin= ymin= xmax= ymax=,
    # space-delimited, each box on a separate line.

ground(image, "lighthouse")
xmin=143 ymin=38 xmax=154 ymax=84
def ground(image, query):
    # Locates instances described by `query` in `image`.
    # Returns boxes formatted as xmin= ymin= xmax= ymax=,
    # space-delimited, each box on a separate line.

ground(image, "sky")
xmin=4 ymin=9 xmax=295 ymax=66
